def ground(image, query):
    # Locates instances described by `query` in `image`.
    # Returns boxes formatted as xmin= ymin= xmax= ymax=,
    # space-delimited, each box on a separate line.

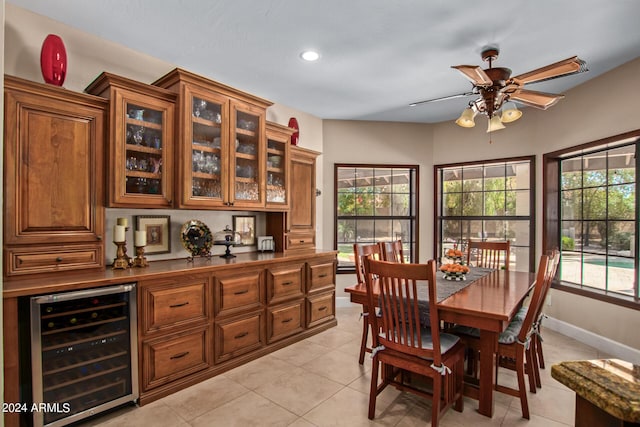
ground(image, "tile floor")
xmin=80 ymin=306 xmax=612 ymax=426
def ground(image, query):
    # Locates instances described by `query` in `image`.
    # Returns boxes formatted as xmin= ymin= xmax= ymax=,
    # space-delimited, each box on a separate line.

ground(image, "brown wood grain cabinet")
xmin=85 ymin=72 xmax=177 ymax=208
xmin=265 ymin=121 xmax=293 ymax=210
xmin=287 ymin=146 xmax=319 ymax=250
xmin=153 ymin=68 xmax=272 ymax=209
xmin=3 ymin=75 xmax=107 ymax=277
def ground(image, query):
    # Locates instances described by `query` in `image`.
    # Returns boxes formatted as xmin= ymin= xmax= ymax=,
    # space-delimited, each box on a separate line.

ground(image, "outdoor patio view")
xmin=560 ymin=143 xmax=637 ymax=297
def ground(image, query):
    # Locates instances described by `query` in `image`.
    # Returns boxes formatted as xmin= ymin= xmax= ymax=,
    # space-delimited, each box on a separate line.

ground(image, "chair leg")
xmin=431 ymin=376 xmax=442 ymax=427
xmin=516 ymin=349 xmax=530 ymax=419
xmin=368 ymin=356 xmax=380 ymax=420
xmin=530 ymin=338 xmax=542 ymax=389
xmin=525 ymin=346 xmax=537 ymax=393
xmin=535 ymin=333 xmax=546 ymax=369
xmin=454 ymin=353 xmax=464 ymax=412
xmin=358 ymin=309 xmax=369 ymax=364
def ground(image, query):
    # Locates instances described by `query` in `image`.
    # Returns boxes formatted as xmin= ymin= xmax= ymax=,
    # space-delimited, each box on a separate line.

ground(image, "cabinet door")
xmin=288 ymin=148 xmax=316 ymax=234
xmin=113 ymin=89 xmax=174 ymax=207
xmin=3 ymin=83 xmax=105 ymax=247
xmin=265 ymin=122 xmax=291 ymax=210
xmin=180 ymin=86 xmax=230 ymax=208
xmin=230 ymin=100 xmax=266 ymax=208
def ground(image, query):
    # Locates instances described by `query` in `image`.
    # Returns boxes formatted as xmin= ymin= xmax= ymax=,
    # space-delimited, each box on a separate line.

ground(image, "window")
xmin=435 ymin=157 xmax=536 ymax=272
xmin=335 ymin=164 xmax=418 ymax=271
xmin=544 ymin=130 xmax=639 ymax=306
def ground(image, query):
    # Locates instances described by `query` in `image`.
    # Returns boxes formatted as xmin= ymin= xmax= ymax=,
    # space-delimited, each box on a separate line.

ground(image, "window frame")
xmin=434 ymin=155 xmax=536 ymax=272
xmin=334 ymin=163 xmax=419 ymax=273
xmin=543 ymin=129 xmax=640 ymax=310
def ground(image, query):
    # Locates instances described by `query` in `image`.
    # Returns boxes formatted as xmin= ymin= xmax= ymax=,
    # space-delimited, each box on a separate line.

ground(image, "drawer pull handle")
xmin=56 ymin=257 xmax=63 ymax=263
xmin=318 ymin=273 xmax=328 ymax=278
xmin=234 ymin=290 xmax=249 ymax=295
xmin=282 ymin=281 xmax=293 ymax=286
xmin=318 ymin=306 xmax=328 ymax=311
xmin=299 ymin=240 xmax=305 ymax=243
xmin=169 ymin=302 xmax=189 ymax=308
xmin=170 ymin=351 xmax=190 ymax=360
xmin=234 ymin=332 xmax=249 ymax=339
xmin=282 ymin=318 xmax=293 ymax=323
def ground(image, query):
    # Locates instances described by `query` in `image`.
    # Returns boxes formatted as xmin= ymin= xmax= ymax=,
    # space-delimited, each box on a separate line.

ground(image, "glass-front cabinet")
xmin=86 ymin=73 xmax=176 ymax=208
xmin=265 ymin=121 xmax=293 ymax=209
xmin=154 ymin=68 xmax=271 ymax=209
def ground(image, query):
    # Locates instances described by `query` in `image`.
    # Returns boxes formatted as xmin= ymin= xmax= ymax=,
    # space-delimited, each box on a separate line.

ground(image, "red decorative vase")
xmin=288 ymin=117 xmax=299 ymax=146
xmin=40 ymin=34 xmax=67 ymax=86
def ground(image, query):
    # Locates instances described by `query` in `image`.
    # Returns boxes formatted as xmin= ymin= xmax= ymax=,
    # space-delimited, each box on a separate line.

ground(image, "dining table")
xmin=345 ymin=267 xmax=536 ymax=418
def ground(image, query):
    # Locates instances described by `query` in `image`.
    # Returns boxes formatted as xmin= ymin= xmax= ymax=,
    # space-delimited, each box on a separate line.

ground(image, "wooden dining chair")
xmin=352 ymin=243 xmax=384 ymax=364
xmin=453 ymin=252 xmax=557 ymax=419
xmin=380 ymin=240 xmax=406 ymax=263
xmin=466 ymin=240 xmax=511 ymax=270
xmin=363 ymin=258 xmax=465 ymax=426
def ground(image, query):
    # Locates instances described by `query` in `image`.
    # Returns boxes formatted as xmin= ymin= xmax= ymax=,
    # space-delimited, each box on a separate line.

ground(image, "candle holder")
xmin=112 ymin=241 xmax=131 ymax=269
xmin=131 ymin=245 xmax=149 ymax=268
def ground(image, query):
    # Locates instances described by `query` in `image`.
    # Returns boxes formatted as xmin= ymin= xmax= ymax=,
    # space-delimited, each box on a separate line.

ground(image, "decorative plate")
xmin=180 ymin=220 xmax=213 ymax=257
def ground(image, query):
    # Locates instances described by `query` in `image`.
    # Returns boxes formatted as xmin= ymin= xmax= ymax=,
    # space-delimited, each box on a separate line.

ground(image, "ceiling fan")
xmin=410 ymin=46 xmax=588 ymax=131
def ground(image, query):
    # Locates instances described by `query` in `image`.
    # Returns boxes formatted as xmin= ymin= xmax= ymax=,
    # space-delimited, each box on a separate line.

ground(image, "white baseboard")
xmin=545 ymin=316 xmax=640 ymax=365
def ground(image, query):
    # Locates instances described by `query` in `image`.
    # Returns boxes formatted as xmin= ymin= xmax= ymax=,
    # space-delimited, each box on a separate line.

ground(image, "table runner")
xmin=418 ymin=267 xmax=495 ymax=326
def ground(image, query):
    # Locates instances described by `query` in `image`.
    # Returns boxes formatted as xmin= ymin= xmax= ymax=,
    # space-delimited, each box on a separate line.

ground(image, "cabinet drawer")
xmin=142 ymin=326 xmax=212 ymax=391
xmin=267 ymin=300 xmax=304 ymax=344
xmin=215 ymin=311 xmax=264 ymax=363
xmin=214 ymin=269 xmax=263 ymax=317
xmin=307 ymin=261 xmax=335 ymax=293
xmin=286 ymin=233 xmax=315 ymax=250
xmin=6 ymin=245 xmax=103 ymax=276
xmin=267 ymin=263 xmax=304 ymax=304
xmin=141 ymin=277 xmax=210 ymax=334
xmin=307 ymin=292 xmax=335 ymax=328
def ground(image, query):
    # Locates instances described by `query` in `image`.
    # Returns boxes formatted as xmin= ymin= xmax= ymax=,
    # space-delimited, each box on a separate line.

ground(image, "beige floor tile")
xmin=80 ymin=401 xmax=189 ymax=427
xmin=269 ymin=338 xmax=331 ymax=366
xmin=161 ymin=374 xmax=250 ymax=421
xmin=253 ymin=369 xmax=343 ymax=416
xmin=303 ymin=348 xmax=370 ymax=385
xmin=189 ymin=391 xmax=298 ymax=427
xmin=305 ymin=326 xmax=361 ymax=350
xmin=224 ymin=354 xmax=305 ymax=390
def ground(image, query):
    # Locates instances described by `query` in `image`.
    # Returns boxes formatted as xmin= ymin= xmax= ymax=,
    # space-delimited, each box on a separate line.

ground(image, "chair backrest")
xmin=381 ymin=240 xmax=406 ymax=263
xmin=466 ymin=240 xmax=510 ymax=270
xmin=353 ymin=243 xmax=383 ymax=284
xmin=363 ymin=258 xmax=443 ymax=366
xmin=516 ymin=251 xmax=559 ymax=344
xmin=533 ymin=249 xmax=560 ymax=322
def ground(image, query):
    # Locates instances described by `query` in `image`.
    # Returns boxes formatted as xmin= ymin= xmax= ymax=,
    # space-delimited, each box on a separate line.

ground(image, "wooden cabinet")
xmin=266 ymin=146 xmax=320 ymax=252
xmin=138 ymin=274 xmax=213 ymax=394
xmin=214 ymin=311 xmax=264 ymax=363
xmin=3 ymin=75 xmax=107 ymax=277
xmin=265 ymin=121 xmax=293 ymax=210
xmin=153 ymin=68 xmax=272 ymax=209
xmin=85 ymin=72 xmax=176 ymax=208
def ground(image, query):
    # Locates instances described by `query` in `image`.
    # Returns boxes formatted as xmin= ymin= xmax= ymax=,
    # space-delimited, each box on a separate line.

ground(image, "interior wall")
xmin=322 ymin=120 xmax=433 ymax=299
xmin=431 ymin=57 xmax=640 ymax=350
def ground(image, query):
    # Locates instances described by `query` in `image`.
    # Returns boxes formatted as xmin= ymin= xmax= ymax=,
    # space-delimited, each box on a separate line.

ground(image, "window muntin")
xmin=335 ymin=165 xmax=418 ymax=271
xmin=436 ymin=158 xmax=535 ymax=272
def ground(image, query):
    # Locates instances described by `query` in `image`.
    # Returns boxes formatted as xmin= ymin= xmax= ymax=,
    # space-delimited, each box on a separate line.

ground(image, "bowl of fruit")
xmin=444 ymin=248 xmax=465 ymax=262
xmin=439 ymin=263 xmax=470 ymax=281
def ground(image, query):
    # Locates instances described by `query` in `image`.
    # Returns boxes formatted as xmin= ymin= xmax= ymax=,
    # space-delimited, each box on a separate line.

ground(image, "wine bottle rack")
xmin=31 ymin=284 xmax=138 ymax=427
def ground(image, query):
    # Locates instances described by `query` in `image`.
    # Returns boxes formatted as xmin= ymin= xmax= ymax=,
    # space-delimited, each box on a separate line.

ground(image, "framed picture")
xmin=233 ymin=215 xmax=256 ymax=246
xmin=135 ymin=215 xmax=171 ymax=254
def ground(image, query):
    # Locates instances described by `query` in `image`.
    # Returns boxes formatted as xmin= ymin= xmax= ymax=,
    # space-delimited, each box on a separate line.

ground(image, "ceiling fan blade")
xmin=509 ymin=89 xmax=564 ymax=110
xmin=409 ymin=92 xmax=475 ymax=107
xmin=451 ymin=65 xmax=493 ymax=87
xmin=511 ymin=56 xmax=587 ymax=85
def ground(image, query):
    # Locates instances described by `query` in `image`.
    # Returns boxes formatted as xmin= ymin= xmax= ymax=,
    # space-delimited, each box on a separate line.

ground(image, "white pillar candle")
xmin=114 ymin=225 xmax=126 ymax=242
xmin=135 ymin=230 xmax=147 ymax=247
xmin=117 ymin=217 xmax=128 ymax=227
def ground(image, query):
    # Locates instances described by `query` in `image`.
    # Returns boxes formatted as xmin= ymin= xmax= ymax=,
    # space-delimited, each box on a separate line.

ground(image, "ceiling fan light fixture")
xmin=500 ymin=101 xmax=522 ymax=123
xmin=486 ymin=115 xmax=506 ymax=133
xmin=455 ymin=107 xmax=476 ymax=128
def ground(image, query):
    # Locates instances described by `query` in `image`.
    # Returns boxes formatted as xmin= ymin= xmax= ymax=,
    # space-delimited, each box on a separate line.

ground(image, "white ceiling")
xmin=8 ymin=0 xmax=640 ymax=123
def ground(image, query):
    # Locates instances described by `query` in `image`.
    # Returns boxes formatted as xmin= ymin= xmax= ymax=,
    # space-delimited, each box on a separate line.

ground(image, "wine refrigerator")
xmin=30 ymin=284 xmax=138 ymax=427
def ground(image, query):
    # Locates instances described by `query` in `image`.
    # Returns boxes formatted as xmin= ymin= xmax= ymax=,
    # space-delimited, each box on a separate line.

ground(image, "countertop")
xmin=551 ymin=359 xmax=640 ymax=422
xmin=3 ymin=249 xmax=338 ymax=298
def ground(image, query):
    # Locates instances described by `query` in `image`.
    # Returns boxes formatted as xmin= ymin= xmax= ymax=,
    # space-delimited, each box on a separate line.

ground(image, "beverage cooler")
xmin=30 ymin=284 xmax=138 ymax=427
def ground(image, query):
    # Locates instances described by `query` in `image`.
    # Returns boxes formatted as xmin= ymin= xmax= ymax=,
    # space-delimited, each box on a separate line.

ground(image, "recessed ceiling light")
xmin=300 ymin=50 xmax=320 ymax=62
